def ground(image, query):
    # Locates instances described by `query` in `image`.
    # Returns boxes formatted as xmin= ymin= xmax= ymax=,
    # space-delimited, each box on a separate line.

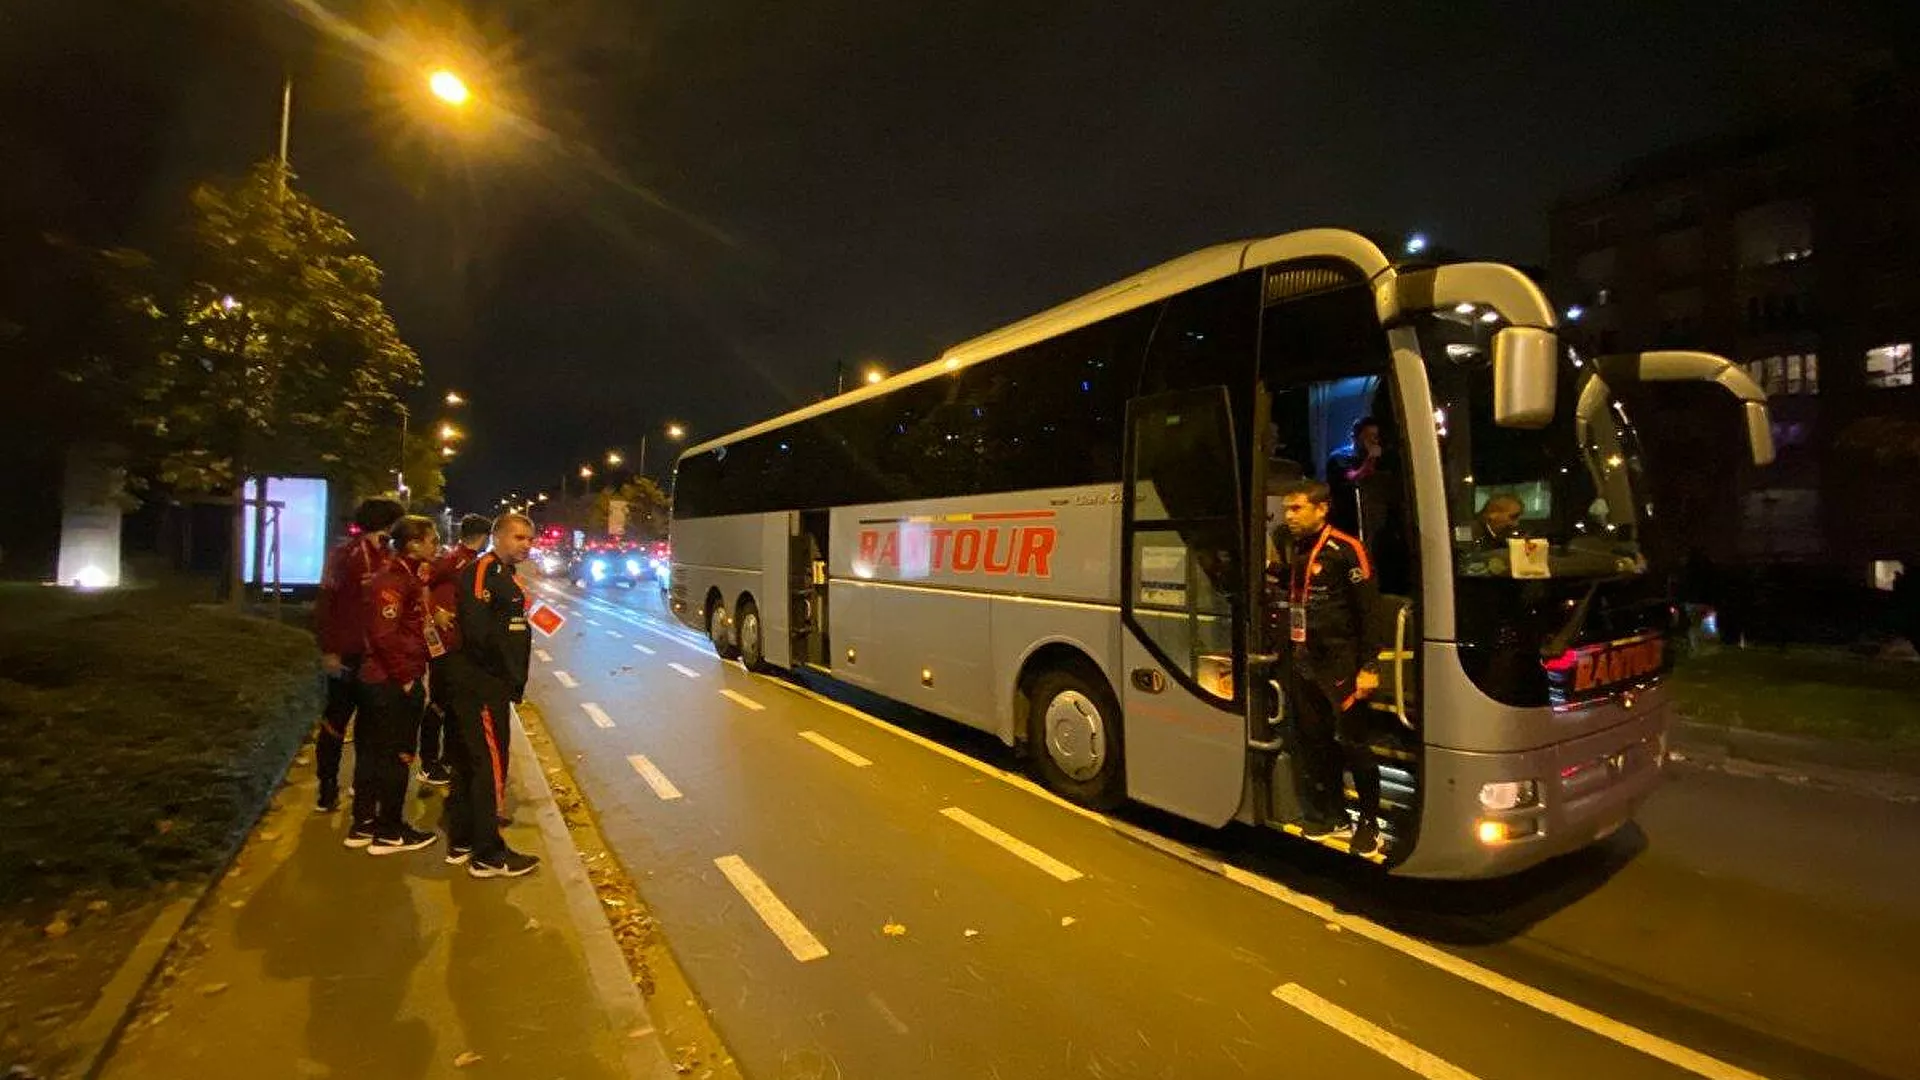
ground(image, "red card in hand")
xmin=528 ymin=603 xmax=565 ymax=637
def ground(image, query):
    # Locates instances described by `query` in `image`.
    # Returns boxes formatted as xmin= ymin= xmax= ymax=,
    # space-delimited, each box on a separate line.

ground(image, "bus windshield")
xmin=1416 ymin=311 xmax=1651 ymax=583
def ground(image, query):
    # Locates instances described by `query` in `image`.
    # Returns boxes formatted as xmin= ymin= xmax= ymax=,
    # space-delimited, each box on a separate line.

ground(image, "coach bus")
xmin=666 ymin=229 xmax=1772 ymax=879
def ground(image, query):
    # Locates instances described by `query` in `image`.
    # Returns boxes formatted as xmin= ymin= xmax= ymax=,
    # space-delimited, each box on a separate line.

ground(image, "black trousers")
xmin=420 ymin=655 xmax=452 ymax=765
xmin=315 ymin=655 xmax=362 ymax=803
xmin=445 ymin=677 xmax=513 ymax=860
xmin=1284 ymin=668 xmax=1381 ymax=828
xmin=355 ymin=680 xmax=427 ymax=833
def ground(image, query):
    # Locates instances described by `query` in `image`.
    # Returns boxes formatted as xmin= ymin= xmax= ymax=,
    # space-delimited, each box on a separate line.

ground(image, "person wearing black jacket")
xmin=1274 ymin=480 xmax=1386 ymax=856
xmin=443 ymin=513 xmax=540 ymax=878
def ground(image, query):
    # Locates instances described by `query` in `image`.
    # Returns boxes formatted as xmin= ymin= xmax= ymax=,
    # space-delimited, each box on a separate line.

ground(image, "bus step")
xmin=1275 ymin=819 xmax=1394 ymax=864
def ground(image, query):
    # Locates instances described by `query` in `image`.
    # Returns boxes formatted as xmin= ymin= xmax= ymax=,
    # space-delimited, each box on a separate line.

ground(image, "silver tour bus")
xmin=666 ymin=229 xmax=1772 ymax=879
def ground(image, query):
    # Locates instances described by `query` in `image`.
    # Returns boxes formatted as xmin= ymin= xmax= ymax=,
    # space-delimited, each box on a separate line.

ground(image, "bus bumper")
xmin=1392 ymin=700 xmax=1669 ymax=880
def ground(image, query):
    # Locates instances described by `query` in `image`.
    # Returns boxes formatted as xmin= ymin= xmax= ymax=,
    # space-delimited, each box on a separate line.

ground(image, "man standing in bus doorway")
xmin=420 ymin=514 xmax=494 ymax=787
xmin=1275 ymin=480 xmax=1386 ymax=856
xmin=311 ymin=496 xmax=406 ymax=814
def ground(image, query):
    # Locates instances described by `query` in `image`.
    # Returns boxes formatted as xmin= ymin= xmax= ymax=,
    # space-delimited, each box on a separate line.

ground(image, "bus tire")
xmin=707 ymin=597 xmax=740 ymax=660
xmin=1027 ymin=666 xmax=1125 ymax=810
xmin=736 ymin=598 xmax=767 ymax=672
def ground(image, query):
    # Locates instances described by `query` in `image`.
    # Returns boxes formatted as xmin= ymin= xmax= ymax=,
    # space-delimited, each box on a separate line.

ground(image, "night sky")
xmin=3 ymin=0 xmax=1902 ymax=510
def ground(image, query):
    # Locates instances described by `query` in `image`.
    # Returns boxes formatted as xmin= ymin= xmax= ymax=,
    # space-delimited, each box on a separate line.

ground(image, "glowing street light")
xmin=605 ymin=450 xmax=624 ymax=467
xmin=440 ymin=446 xmax=456 ymax=458
xmin=428 ymin=70 xmax=471 ymax=107
xmin=538 ymin=492 xmax=550 ymax=502
xmin=579 ymin=464 xmax=594 ymax=479
xmin=864 ymin=367 xmax=885 ymax=385
xmin=666 ymin=423 xmax=686 ymax=441
xmin=439 ymin=422 xmax=462 ymax=441
xmin=1404 ymin=232 xmax=1429 ymax=256
xmin=444 ymin=390 xmax=466 ymax=407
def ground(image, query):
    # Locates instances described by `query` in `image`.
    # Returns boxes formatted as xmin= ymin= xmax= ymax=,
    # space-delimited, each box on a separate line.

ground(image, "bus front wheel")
xmin=736 ymin=598 xmax=767 ymax=672
xmin=1027 ymin=667 xmax=1125 ymax=810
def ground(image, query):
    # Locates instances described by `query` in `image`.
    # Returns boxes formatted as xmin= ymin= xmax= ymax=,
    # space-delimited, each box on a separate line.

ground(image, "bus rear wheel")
xmin=707 ymin=599 xmax=740 ymax=660
xmin=736 ymin=598 xmax=767 ymax=672
xmin=1027 ymin=667 xmax=1125 ymax=810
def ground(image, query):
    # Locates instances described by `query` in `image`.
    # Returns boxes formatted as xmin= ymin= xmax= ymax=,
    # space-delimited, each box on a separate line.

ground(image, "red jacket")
xmin=314 ymin=535 xmax=389 ymax=657
xmin=361 ymin=555 xmax=432 ymax=686
xmin=427 ymin=543 xmax=483 ymax=653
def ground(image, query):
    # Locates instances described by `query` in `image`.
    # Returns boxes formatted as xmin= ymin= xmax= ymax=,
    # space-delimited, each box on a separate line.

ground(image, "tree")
xmin=72 ymin=161 xmax=423 ymax=597
xmin=592 ymin=477 xmax=670 ymax=539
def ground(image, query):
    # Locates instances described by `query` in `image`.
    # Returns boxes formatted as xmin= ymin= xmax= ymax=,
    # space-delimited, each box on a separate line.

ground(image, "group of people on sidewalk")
xmin=310 ymin=497 xmax=542 ymax=878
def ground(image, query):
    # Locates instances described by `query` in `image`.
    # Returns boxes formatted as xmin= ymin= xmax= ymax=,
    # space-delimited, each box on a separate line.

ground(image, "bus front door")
xmin=1119 ymin=387 xmax=1249 ymax=827
xmin=791 ymin=510 xmax=830 ymax=672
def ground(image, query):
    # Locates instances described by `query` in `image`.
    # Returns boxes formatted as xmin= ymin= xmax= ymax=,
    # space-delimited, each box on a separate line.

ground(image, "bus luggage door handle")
xmin=1130 ymin=668 xmax=1166 ymax=694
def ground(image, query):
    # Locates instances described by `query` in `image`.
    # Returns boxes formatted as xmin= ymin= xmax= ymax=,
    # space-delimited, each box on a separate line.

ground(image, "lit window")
xmin=1865 ymin=343 xmax=1914 ymax=389
xmin=1802 ymin=353 xmax=1820 ymax=395
xmin=1871 ymin=559 xmax=1905 ymax=592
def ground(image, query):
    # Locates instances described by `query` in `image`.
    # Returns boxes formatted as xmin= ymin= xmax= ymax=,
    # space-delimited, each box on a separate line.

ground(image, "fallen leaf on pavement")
xmin=882 ymin=922 xmax=907 ymax=937
xmin=43 ymin=917 xmax=71 ymax=939
xmin=454 ymin=1052 xmax=483 ymax=1067
xmin=523 ymin=917 xmax=540 ymax=931
xmin=1324 ymin=922 xmax=1343 ymax=933
xmin=201 ymin=982 xmax=229 ymax=996
xmin=1060 ymin=916 xmax=1076 ymax=927
xmin=154 ymin=819 xmax=175 ymax=834
xmin=963 ymin=929 xmax=980 ymax=938
xmin=229 ymin=900 xmax=246 ymax=910
xmin=87 ymin=900 xmax=112 ymax=914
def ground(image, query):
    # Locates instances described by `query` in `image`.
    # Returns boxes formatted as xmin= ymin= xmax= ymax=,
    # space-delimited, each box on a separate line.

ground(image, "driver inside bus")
xmin=1473 ymin=493 xmax=1525 ymax=550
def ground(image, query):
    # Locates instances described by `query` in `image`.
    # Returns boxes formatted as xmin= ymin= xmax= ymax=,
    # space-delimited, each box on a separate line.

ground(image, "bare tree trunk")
xmin=228 ymin=475 xmax=247 ymax=609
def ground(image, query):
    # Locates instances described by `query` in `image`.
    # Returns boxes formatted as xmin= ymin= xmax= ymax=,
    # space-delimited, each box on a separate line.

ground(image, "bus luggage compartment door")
xmin=1120 ymin=387 xmax=1250 ymax=827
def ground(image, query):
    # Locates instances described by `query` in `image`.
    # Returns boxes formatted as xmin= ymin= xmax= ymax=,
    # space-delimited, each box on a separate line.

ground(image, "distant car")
xmin=569 ymin=542 xmax=648 ymax=588
xmin=647 ymin=540 xmax=671 ymax=595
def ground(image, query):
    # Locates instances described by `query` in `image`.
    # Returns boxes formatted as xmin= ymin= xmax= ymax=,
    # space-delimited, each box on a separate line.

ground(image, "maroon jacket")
xmin=314 ymin=535 xmax=389 ymax=658
xmin=427 ymin=543 xmax=482 ymax=654
xmin=360 ymin=555 xmax=432 ymax=686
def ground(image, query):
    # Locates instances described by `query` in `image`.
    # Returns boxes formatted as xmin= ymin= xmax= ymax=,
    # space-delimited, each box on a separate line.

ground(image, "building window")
xmin=1865 ymin=343 xmax=1914 ymax=389
xmin=1746 ymin=353 xmax=1819 ymax=396
xmin=1872 ymin=559 xmax=1906 ymax=592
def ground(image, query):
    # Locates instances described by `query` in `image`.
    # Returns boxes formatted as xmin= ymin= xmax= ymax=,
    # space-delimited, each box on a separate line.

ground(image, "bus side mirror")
xmin=1493 ymin=327 xmax=1558 ymax=429
xmin=1744 ymin=401 xmax=1776 ymax=467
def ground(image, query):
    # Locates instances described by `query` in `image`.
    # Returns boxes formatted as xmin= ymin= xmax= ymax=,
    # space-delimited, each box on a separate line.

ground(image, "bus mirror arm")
xmin=1586 ymin=351 xmax=1775 ymax=467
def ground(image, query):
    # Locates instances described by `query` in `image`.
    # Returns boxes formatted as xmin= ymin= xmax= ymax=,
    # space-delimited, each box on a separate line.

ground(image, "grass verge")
xmin=1668 ymin=645 xmax=1920 ymax=745
xmin=0 ymin=583 xmax=318 ymax=1076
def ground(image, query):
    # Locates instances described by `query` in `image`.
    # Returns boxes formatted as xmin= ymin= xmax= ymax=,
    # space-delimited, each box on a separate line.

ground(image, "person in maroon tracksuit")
xmin=418 ymin=514 xmax=495 ymax=787
xmin=343 ymin=515 xmax=442 ymax=854
xmin=311 ymin=497 xmax=406 ymax=814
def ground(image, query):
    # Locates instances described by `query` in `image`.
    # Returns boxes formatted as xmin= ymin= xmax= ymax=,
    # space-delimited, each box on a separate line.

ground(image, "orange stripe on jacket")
xmin=480 ymin=704 xmax=506 ymax=810
xmin=472 ymin=553 xmax=497 ymax=598
xmin=1326 ymin=527 xmax=1372 ymax=578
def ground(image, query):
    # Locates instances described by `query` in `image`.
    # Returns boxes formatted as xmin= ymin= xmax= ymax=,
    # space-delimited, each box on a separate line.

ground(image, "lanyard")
xmin=1289 ymin=527 xmax=1333 ymax=606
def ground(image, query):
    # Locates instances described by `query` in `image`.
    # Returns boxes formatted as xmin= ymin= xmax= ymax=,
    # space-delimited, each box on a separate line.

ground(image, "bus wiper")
xmin=1541 ymin=580 xmax=1602 ymax=659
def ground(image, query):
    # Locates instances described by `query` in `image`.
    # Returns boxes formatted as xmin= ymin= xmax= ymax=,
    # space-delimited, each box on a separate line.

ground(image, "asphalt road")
xmin=522 ymin=574 xmax=1920 ymax=1080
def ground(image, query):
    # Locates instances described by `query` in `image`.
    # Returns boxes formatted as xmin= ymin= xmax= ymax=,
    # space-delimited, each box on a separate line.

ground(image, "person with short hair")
xmin=345 ymin=515 xmax=442 ymax=854
xmin=1475 ymin=493 xmax=1525 ymax=550
xmin=1274 ymin=480 xmax=1387 ymax=856
xmin=418 ymin=514 xmax=495 ymax=786
xmin=444 ymin=513 xmax=541 ymax=878
xmin=310 ymin=496 xmax=405 ymax=814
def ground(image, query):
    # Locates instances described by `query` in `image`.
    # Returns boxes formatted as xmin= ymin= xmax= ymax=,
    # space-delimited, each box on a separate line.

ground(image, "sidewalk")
xmin=95 ymin=713 xmax=677 ymax=1080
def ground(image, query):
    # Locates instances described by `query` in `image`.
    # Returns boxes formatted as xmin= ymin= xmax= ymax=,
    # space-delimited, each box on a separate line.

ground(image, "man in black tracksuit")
xmin=443 ymin=513 xmax=539 ymax=878
xmin=1274 ymin=479 xmax=1386 ymax=856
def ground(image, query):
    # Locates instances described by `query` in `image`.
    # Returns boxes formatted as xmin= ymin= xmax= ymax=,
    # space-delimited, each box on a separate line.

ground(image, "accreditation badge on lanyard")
xmin=1289 ymin=528 xmax=1334 ymax=645
xmin=421 ymin=585 xmax=447 ymax=658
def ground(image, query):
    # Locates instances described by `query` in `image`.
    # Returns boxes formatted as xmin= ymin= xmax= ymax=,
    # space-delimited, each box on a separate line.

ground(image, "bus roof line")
xmin=680 ymin=229 xmax=1401 ymax=459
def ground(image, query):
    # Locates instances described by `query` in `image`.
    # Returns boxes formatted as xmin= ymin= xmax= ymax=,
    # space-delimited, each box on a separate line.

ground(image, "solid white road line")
xmin=719 ymin=689 xmax=765 ymax=711
xmin=668 ymin=663 xmax=701 ymax=679
xmin=535 ymin=649 xmax=553 ymax=663
xmin=626 ymin=754 xmax=683 ymax=800
xmin=938 ymin=807 xmax=1084 ymax=882
xmin=1273 ymin=984 xmax=1481 ymax=1080
xmin=712 ymin=855 xmax=829 ymax=963
xmin=553 ymin=671 xmax=579 ymax=689
xmin=581 ymin=702 xmax=616 ymax=729
xmin=798 ymin=730 xmax=871 ymax=768
xmin=632 ymin=643 xmax=656 ymax=655
xmin=767 ymin=677 xmax=1770 ymax=1080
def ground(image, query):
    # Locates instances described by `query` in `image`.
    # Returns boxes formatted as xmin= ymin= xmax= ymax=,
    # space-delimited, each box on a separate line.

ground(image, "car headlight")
xmin=589 ymin=559 xmax=607 ymax=579
xmin=626 ymin=559 xmax=642 ymax=575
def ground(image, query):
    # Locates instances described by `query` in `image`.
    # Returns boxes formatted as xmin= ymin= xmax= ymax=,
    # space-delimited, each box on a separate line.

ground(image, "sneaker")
xmin=367 ymin=824 xmax=438 ymax=855
xmin=342 ymin=823 xmax=377 ymax=849
xmin=1299 ymin=814 xmax=1347 ymax=840
xmin=468 ymin=849 xmax=541 ymax=879
xmin=315 ymin=790 xmax=340 ymax=814
xmin=418 ymin=762 xmax=452 ymax=787
xmin=445 ymin=844 xmax=473 ymax=866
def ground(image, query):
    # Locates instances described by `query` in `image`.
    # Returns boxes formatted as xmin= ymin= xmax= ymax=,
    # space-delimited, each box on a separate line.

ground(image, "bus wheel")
xmin=1028 ymin=667 xmax=1125 ymax=810
xmin=707 ymin=600 xmax=740 ymax=660
xmin=737 ymin=599 xmax=767 ymax=672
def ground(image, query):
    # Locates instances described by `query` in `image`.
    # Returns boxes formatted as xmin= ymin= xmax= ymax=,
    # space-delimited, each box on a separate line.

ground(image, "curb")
xmin=510 ymin=702 xmax=680 ymax=1080
xmin=67 ymin=715 xmax=310 ymax=1079
xmin=1669 ymin=721 xmax=1920 ymax=803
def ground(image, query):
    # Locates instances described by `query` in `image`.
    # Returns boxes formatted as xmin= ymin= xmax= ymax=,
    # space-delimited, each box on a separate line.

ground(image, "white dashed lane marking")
xmin=938 ymin=807 xmax=1084 ymax=883
xmin=798 ymin=731 xmax=872 ymax=768
xmin=719 ymin=689 xmax=765 ymax=711
xmin=553 ymin=671 xmax=579 ymax=689
xmin=1273 ymin=984 xmax=1481 ymax=1080
xmin=668 ymin=663 xmax=701 ymax=680
xmin=627 ymin=754 xmax=683 ymax=800
xmin=581 ymin=702 xmax=615 ymax=729
xmin=713 ymin=855 xmax=829 ymax=963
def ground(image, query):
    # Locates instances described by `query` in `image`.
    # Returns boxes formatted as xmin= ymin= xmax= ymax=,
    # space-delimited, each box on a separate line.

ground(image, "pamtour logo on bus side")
xmin=854 ymin=511 xmax=1057 ymax=579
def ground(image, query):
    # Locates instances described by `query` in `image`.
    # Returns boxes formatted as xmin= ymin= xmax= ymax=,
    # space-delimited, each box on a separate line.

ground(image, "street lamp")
xmin=605 ymin=450 xmax=624 ymax=468
xmin=666 ymin=422 xmax=686 ymax=441
xmin=865 ymin=366 xmax=885 ymax=385
xmin=444 ymin=390 xmax=466 ymax=407
xmin=579 ymin=464 xmax=594 ymax=480
xmin=439 ymin=422 xmax=462 ymax=441
xmin=428 ymin=69 xmax=471 ymax=107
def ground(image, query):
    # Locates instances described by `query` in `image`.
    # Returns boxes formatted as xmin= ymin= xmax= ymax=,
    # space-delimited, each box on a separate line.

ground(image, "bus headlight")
xmin=1477 ymin=780 xmax=1539 ymax=811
